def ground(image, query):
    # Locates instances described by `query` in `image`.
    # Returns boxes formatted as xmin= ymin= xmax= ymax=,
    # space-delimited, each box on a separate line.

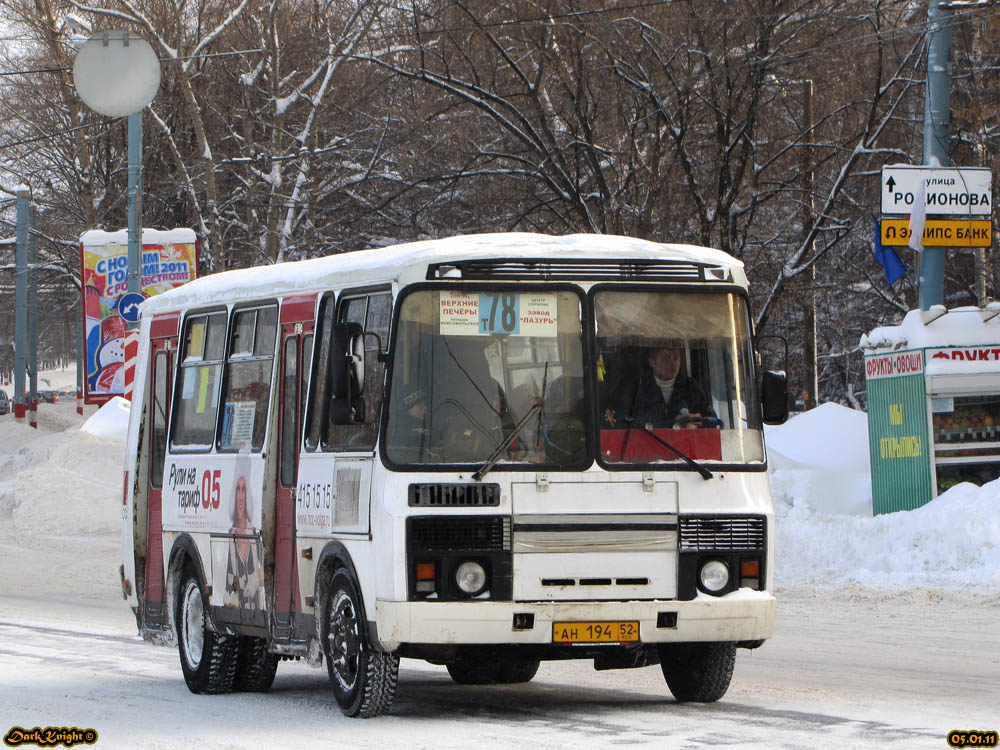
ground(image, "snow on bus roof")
xmin=140 ymin=233 xmax=744 ymax=314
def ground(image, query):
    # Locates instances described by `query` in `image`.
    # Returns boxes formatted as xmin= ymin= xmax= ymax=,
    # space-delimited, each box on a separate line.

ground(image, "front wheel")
xmin=659 ymin=642 xmax=736 ymax=703
xmin=176 ymin=568 xmax=237 ymax=694
xmin=323 ymin=569 xmax=399 ymax=717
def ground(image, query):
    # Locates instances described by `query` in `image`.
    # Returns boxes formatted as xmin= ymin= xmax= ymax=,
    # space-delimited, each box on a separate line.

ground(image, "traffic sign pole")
xmin=919 ymin=0 xmax=953 ymax=310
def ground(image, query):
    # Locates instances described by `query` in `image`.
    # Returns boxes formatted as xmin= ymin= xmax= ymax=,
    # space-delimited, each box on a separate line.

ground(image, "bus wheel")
xmin=323 ymin=569 xmax=399 ymax=717
xmin=234 ymin=636 xmax=279 ymax=692
xmin=176 ymin=569 xmax=237 ymax=694
xmin=497 ymin=657 xmax=540 ymax=684
xmin=445 ymin=659 xmax=501 ymax=684
xmin=659 ymin=642 xmax=736 ymax=703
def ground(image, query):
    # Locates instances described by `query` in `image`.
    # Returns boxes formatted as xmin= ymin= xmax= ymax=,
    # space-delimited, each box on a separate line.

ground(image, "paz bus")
xmin=121 ymin=232 xmax=787 ymax=717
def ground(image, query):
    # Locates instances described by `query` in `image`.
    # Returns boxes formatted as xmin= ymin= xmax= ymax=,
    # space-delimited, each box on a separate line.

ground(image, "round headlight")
xmin=699 ymin=560 xmax=730 ymax=593
xmin=454 ymin=561 xmax=488 ymax=595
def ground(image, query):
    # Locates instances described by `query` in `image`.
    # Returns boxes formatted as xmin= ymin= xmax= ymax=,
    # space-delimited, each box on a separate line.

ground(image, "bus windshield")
xmin=595 ymin=289 xmax=764 ymax=465
xmin=385 ymin=288 xmax=587 ymax=467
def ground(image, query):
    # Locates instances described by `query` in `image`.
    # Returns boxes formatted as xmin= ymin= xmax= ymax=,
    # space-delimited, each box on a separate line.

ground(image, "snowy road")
xmin=1 ymin=588 xmax=996 ymax=749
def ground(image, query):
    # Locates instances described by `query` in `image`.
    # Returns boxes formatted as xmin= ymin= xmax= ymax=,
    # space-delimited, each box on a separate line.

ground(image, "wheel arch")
xmin=166 ymin=534 xmax=219 ymax=637
xmin=313 ymin=541 xmax=377 ymax=646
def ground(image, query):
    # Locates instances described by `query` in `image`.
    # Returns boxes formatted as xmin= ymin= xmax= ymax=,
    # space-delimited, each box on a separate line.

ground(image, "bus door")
xmin=274 ymin=296 xmax=315 ymax=640
xmin=143 ymin=315 xmax=178 ymax=627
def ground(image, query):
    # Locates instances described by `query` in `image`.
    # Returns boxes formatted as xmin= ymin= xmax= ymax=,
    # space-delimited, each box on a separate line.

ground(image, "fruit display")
xmin=932 ymin=398 xmax=1000 ymax=444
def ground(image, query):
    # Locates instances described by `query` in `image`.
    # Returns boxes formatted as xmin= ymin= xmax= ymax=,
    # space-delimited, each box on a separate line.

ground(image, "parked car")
xmin=0 ymin=389 xmax=9 ymax=415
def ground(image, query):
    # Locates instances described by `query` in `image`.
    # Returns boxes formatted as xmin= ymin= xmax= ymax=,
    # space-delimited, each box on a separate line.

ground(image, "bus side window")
xmin=150 ymin=349 xmax=169 ymax=488
xmin=218 ymin=305 xmax=278 ymax=452
xmin=323 ymin=291 xmax=391 ymax=451
xmin=304 ymin=297 xmax=336 ymax=451
xmin=171 ymin=311 xmax=227 ymax=449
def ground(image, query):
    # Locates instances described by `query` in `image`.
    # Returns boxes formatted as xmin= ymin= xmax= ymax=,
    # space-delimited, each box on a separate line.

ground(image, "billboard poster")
xmin=80 ymin=228 xmax=198 ymax=404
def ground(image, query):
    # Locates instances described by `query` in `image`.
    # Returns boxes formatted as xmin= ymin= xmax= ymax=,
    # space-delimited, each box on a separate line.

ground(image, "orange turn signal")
xmin=416 ymin=562 xmax=436 ymax=581
xmin=740 ymin=560 xmax=760 ymax=577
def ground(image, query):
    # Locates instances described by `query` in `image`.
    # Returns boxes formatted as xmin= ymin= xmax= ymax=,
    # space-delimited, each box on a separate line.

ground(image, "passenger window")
xmin=304 ymin=290 xmax=390 ymax=452
xmin=171 ymin=311 xmax=227 ymax=449
xmin=218 ymin=305 xmax=278 ymax=452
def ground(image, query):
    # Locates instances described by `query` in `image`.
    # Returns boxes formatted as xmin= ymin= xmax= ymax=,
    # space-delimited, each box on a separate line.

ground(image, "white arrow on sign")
xmin=881 ymin=165 xmax=992 ymax=216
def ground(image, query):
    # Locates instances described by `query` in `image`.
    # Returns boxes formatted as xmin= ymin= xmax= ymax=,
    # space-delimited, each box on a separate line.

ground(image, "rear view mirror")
xmin=330 ymin=322 xmax=365 ymax=424
xmin=761 ymin=370 xmax=788 ymax=425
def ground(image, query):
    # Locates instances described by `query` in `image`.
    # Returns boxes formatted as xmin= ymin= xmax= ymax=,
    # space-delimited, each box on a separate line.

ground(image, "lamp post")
xmin=769 ymin=75 xmax=818 ymax=409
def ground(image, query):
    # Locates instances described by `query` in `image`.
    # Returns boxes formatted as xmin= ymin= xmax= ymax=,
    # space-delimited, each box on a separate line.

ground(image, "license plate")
xmin=552 ymin=620 xmax=640 ymax=644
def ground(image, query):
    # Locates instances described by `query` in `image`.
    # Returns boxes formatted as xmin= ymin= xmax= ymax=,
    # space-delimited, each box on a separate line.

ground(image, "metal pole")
xmin=801 ymin=79 xmax=818 ymax=409
xmin=13 ymin=185 xmax=28 ymax=424
xmin=918 ymin=0 xmax=953 ymax=310
xmin=127 ymin=111 xmax=143 ymax=304
xmin=77 ymin=297 xmax=84 ymax=415
xmin=28 ymin=203 xmax=38 ymax=428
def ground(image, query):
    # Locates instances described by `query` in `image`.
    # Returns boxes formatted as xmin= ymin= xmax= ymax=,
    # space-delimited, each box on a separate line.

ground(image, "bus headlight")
xmin=698 ymin=560 xmax=729 ymax=593
xmin=454 ymin=561 xmax=488 ymax=596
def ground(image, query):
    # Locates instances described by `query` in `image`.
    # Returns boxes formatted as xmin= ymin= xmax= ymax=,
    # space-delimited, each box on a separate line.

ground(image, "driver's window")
xmin=323 ymin=290 xmax=390 ymax=451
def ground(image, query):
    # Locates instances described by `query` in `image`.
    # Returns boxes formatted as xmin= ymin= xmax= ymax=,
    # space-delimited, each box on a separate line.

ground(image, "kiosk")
xmin=862 ymin=305 xmax=1000 ymax=514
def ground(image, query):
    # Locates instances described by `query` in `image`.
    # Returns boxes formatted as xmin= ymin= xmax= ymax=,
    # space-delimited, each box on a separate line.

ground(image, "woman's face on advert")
xmin=236 ymin=476 xmax=247 ymax=517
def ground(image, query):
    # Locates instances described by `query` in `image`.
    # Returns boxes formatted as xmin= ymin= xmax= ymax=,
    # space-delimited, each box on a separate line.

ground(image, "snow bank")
xmin=768 ymin=403 xmax=1000 ymax=590
xmin=81 ymin=396 xmax=131 ymax=442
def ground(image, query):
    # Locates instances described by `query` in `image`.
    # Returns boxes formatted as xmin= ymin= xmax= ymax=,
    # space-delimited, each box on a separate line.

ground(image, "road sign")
xmin=118 ymin=292 xmax=145 ymax=323
xmin=880 ymin=219 xmax=992 ymax=247
xmin=880 ymin=165 xmax=992 ymax=216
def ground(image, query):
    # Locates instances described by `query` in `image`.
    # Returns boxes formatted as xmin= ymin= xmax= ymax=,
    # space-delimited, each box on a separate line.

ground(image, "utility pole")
xmin=28 ymin=202 xmax=38 ymax=428
xmin=13 ymin=185 xmax=29 ymax=425
xmin=918 ymin=0 xmax=953 ymax=310
xmin=800 ymin=79 xmax=818 ymax=409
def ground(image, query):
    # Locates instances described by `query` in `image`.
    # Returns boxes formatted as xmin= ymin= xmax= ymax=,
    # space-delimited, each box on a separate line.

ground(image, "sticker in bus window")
xmin=197 ymin=367 xmax=211 ymax=414
xmin=186 ymin=319 xmax=206 ymax=361
xmin=516 ymin=293 xmax=557 ymax=337
xmin=221 ymin=401 xmax=256 ymax=449
xmin=439 ymin=291 xmax=558 ymax=337
xmin=181 ymin=368 xmax=196 ymax=400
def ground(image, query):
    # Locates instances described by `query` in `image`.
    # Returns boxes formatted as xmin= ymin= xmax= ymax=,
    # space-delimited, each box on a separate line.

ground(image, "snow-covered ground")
xmin=1 ymin=366 xmax=998 ymax=747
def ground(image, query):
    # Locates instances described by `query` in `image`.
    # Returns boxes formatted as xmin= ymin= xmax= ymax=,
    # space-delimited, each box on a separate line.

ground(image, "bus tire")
xmin=234 ymin=636 xmax=279 ymax=692
xmin=323 ymin=569 xmax=399 ymax=717
xmin=496 ymin=657 xmax=539 ymax=684
xmin=659 ymin=642 xmax=736 ymax=703
xmin=445 ymin=659 xmax=501 ymax=685
xmin=176 ymin=568 xmax=237 ymax=694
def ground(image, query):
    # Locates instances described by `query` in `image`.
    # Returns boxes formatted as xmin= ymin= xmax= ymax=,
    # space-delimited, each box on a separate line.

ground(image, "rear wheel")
xmin=323 ymin=569 xmax=399 ymax=717
xmin=176 ymin=568 xmax=237 ymax=694
xmin=446 ymin=650 xmax=539 ymax=685
xmin=659 ymin=642 xmax=736 ymax=703
xmin=234 ymin=636 xmax=279 ymax=692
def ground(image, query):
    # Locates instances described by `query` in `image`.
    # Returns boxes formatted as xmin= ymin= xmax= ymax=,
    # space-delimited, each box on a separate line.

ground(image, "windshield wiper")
xmin=472 ymin=401 xmax=543 ymax=481
xmin=619 ymin=418 xmax=714 ymax=480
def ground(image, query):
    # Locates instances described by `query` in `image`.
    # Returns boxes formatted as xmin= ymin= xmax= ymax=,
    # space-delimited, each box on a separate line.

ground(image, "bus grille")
xmin=678 ymin=516 xmax=765 ymax=551
xmin=426 ymin=258 xmax=715 ymax=282
xmin=409 ymin=483 xmax=501 ymax=507
xmin=408 ymin=516 xmax=511 ymax=552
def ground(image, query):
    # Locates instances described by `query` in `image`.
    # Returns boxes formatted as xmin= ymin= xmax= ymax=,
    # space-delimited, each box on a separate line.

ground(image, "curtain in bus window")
xmin=219 ymin=306 xmax=277 ymax=452
xmin=171 ymin=311 xmax=226 ymax=449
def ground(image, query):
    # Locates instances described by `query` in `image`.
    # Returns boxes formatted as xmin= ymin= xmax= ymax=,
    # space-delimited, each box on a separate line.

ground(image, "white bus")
xmin=121 ymin=232 xmax=787 ymax=717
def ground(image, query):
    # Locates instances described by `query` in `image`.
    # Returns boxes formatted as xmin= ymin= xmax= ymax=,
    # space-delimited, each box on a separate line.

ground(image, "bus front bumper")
xmin=375 ymin=590 xmax=775 ymax=650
